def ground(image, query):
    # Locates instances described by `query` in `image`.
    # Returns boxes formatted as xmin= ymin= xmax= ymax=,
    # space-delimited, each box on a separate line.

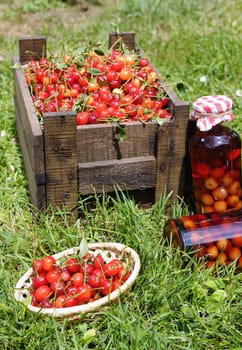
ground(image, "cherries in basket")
xmin=30 ymin=251 xmax=131 ymax=308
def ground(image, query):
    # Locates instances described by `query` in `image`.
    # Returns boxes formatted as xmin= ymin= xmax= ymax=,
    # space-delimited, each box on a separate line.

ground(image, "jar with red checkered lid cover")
xmin=189 ymin=95 xmax=241 ymax=214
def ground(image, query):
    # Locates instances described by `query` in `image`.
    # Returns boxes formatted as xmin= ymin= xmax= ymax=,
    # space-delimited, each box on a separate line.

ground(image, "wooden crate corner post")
xmin=19 ymin=36 xmax=47 ymax=64
xmin=43 ymin=111 xmax=78 ymax=216
xmin=109 ymin=32 xmax=136 ymax=51
xmin=155 ymin=99 xmax=190 ymax=202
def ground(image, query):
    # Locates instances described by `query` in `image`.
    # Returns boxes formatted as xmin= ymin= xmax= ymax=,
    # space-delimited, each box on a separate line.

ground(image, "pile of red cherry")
xmin=30 ymin=252 xmax=131 ymax=308
xmin=23 ymin=47 xmax=172 ymax=125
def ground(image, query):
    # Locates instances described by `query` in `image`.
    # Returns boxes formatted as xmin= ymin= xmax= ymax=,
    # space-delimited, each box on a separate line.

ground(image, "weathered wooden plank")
xmin=155 ymin=101 xmax=190 ymax=201
xmin=76 ymin=121 xmax=159 ymax=162
xmin=43 ymin=111 xmax=78 ymax=214
xmin=14 ymin=96 xmax=46 ymax=208
xmin=13 ymin=58 xmax=44 ymax=178
xmin=113 ymin=122 xmax=159 ymax=159
xmin=76 ymin=123 xmax=116 ymax=162
xmin=109 ymin=32 xmax=136 ymax=51
xmin=19 ymin=37 xmax=46 ymax=64
xmin=78 ymin=156 xmax=156 ymax=194
xmin=13 ymin=56 xmax=46 ymax=208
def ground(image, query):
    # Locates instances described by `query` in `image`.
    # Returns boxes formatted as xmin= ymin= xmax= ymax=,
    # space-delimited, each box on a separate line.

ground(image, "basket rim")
xmin=14 ymin=242 xmax=141 ymax=318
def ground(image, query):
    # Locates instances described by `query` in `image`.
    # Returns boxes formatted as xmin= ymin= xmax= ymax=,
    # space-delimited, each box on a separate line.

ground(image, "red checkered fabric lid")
xmin=191 ymin=95 xmax=235 ymax=131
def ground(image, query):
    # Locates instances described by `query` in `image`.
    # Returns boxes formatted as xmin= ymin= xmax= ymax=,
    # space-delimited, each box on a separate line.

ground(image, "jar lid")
xmin=191 ymin=95 xmax=235 ymax=131
xmin=192 ymin=95 xmax=233 ymax=114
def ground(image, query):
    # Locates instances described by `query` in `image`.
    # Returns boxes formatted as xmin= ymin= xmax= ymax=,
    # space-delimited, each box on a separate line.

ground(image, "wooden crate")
xmin=13 ymin=32 xmax=190 ymax=217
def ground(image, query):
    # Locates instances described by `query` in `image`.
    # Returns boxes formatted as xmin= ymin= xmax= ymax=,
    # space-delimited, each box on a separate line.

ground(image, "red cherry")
xmin=32 ymin=274 xmax=48 ymax=289
xmin=76 ymin=111 xmax=89 ymax=125
xmin=34 ymin=285 xmax=52 ymax=302
xmin=42 ymin=256 xmax=56 ymax=272
xmin=66 ymin=258 xmax=81 ymax=274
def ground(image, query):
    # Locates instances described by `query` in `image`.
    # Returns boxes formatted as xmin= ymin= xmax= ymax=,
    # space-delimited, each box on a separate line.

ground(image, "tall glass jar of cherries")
xmin=189 ymin=95 xmax=241 ymax=214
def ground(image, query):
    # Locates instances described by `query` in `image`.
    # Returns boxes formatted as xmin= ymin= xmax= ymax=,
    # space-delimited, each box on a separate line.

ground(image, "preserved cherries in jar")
xmin=163 ymin=209 xmax=242 ymax=271
xmin=189 ymin=95 xmax=242 ymax=214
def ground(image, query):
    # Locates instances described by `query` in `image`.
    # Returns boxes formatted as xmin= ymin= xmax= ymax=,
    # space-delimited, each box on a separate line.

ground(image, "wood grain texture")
xmin=155 ymin=101 xmax=190 ymax=201
xmin=43 ymin=111 xmax=78 ymax=214
xmin=13 ymin=56 xmax=46 ymax=208
xmin=76 ymin=121 xmax=159 ymax=162
xmin=78 ymin=156 xmax=156 ymax=194
xmin=19 ymin=37 xmax=46 ymax=64
xmin=109 ymin=32 xmax=136 ymax=51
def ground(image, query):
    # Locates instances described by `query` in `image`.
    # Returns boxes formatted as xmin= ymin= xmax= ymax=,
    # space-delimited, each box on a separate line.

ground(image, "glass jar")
xmin=189 ymin=95 xmax=242 ymax=214
xmin=163 ymin=209 xmax=242 ymax=270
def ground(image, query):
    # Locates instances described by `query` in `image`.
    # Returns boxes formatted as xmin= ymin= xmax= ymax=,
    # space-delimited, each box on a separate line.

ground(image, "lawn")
xmin=0 ymin=0 xmax=242 ymax=349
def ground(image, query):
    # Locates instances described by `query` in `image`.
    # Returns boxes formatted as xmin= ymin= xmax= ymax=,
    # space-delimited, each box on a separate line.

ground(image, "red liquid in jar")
xmin=189 ymin=124 xmax=242 ymax=213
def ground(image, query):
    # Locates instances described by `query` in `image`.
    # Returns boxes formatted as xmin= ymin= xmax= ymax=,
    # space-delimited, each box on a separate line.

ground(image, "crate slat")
xmin=76 ymin=124 xmax=117 ymax=162
xmin=78 ymin=156 xmax=156 ymax=194
xmin=13 ymin=57 xmax=46 ymax=208
xmin=76 ymin=122 xmax=159 ymax=162
xmin=112 ymin=122 xmax=159 ymax=159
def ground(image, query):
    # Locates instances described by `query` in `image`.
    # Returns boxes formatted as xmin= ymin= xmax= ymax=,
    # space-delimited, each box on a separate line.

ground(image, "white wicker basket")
xmin=14 ymin=242 xmax=141 ymax=318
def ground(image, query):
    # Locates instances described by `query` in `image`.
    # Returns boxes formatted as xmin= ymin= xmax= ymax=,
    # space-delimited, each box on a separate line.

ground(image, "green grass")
xmin=0 ymin=0 xmax=242 ymax=349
